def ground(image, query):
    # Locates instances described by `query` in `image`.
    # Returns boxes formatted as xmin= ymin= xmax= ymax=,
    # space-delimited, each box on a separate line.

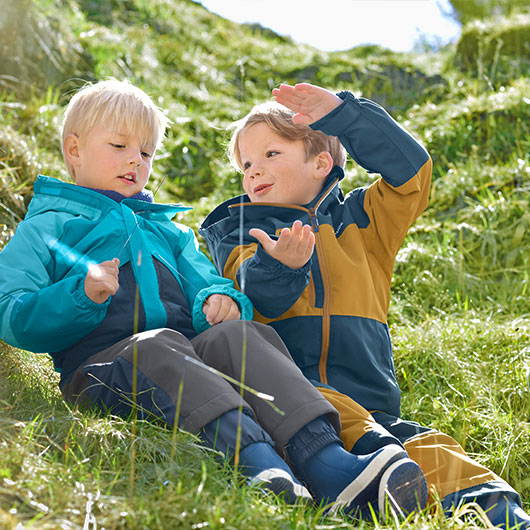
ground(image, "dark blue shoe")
xmin=375 ymin=457 xmax=428 ymax=518
xmin=484 ymin=497 xmax=530 ymax=529
xmin=313 ymin=444 xmax=427 ymax=518
xmin=240 ymin=442 xmax=313 ymax=505
xmin=249 ymin=468 xmax=313 ymax=505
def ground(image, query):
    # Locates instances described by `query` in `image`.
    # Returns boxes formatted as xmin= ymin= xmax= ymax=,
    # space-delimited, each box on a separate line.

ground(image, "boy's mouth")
xmin=119 ymin=172 xmax=137 ymax=183
xmin=254 ymin=183 xmax=272 ymax=195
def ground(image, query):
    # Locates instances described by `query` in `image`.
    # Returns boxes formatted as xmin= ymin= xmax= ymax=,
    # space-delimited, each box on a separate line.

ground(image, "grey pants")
xmin=61 ymin=320 xmax=339 ymax=451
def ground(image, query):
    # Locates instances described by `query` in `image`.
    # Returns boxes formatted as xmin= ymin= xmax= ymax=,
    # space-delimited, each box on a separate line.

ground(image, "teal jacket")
xmin=0 ymin=176 xmax=253 ymax=382
xmin=201 ymin=91 xmax=431 ymax=416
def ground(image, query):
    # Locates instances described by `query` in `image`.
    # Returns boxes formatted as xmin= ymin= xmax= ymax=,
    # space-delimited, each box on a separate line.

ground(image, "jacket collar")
xmin=88 ymin=187 xmax=154 ymax=203
xmin=201 ymin=165 xmax=345 ymax=232
xmin=304 ymin=165 xmax=344 ymax=210
xmin=31 ymin=175 xmax=191 ymax=220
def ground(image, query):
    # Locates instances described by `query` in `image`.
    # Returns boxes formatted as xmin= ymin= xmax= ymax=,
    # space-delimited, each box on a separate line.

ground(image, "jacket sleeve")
xmin=0 ymin=216 xmax=111 ymax=353
xmin=230 ymin=243 xmax=312 ymax=319
xmin=202 ymin=213 xmax=312 ymax=320
xmin=169 ymin=224 xmax=253 ymax=333
xmin=311 ymin=91 xmax=432 ymax=261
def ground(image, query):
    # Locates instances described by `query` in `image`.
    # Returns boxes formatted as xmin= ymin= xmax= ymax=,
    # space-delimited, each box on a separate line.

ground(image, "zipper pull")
xmin=309 ymin=209 xmax=319 ymax=232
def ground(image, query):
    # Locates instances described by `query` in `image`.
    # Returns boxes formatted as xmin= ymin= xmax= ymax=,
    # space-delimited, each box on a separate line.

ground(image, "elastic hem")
xmin=72 ymin=274 xmax=112 ymax=311
xmin=254 ymin=244 xmax=312 ymax=278
xmin=191 ymin=284 xmax=253 ymax=333
xmin=290 ymin=430 xmax=339 ymax=465
xmin=269 ymin=398 xmax=340 ymax=453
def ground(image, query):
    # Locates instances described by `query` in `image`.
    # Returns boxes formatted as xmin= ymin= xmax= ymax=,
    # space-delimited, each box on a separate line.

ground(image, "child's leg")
xmin=286 ymin=414 xmax=427 ymax=518
xmin=316 ymin=385 xmax=405 ymax=453
xmin=61 ymin=327 xmax=244 ymax=430
xmin=200 ymin=408 xmax=312 ymax=504
xmin=60 ymin=327 xmax=310 ymax=503
xmin=193 ymin=320 xmax=427 ymax=518
xmin=190 ymin=320 xmax=343 ymax=448
xmin=372 ymin=411 xmax=530 ymax=529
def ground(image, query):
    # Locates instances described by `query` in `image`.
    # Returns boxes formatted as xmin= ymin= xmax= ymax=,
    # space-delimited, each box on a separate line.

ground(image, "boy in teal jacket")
xmin=0 ymin=80 xmax=428 ymax=518
xmin=200 ymin=82 xmax=529 ymax=528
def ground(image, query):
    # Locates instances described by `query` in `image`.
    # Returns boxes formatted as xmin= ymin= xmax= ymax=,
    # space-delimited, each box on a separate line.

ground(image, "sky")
xmin=196 ymin=0 xmax=462 ymax=52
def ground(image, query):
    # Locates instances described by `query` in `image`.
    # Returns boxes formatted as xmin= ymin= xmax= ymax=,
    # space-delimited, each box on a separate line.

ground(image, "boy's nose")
xmin=250 ymin=165 xmax=263 ymax=178
xmin=129 ymin=150 xmax=142 ymax=165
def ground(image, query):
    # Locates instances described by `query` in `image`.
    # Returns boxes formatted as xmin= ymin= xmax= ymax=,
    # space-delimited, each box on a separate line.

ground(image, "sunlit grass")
xmin=2 ymin=312 xmax=528 ymax=529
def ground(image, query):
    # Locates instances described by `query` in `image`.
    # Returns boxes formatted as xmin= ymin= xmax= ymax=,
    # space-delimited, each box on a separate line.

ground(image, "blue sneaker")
xmin=250 ymin=468 xmax=313 ymax=505
xmin=306 ymin=444 xmax=427 ymax=518
xmin=483 ymin=498 xmax=530 ymax=529
xmin=358 ymin=456 xmax=428 ymax=519
xmin=240 ymin=442 xmax=313 ymax=505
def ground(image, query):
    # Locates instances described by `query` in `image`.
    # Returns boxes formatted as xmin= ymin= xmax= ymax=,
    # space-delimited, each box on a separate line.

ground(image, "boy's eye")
xmin=242 ymin=162 xmax=251 ymax=170
xmin=110 ymin=143 xmax=125 ymax=149
xmin=141 ymin=151 xmax=152 ymax=159
xmin=266 ymin=151 xmax=279 ymax=158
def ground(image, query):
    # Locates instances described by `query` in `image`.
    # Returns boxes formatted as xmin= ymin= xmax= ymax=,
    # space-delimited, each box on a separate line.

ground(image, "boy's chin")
xmin=113 ymin=184 xmax=141 ymax=197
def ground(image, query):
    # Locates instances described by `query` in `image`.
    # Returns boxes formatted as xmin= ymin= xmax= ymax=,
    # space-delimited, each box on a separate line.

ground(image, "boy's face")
xmin=239 ymin=123 xmax=329 ymax=205
xmin=65 ymin=125 xmax=154 ymax=196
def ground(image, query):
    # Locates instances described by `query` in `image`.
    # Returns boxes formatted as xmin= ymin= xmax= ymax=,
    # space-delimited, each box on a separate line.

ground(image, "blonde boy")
xmin=201 ymin=82 xmax=530 ymax=529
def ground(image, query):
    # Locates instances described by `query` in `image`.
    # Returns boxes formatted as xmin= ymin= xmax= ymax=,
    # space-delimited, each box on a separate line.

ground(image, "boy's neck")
xmin=86 ymin=187 xmax=154 ymax=203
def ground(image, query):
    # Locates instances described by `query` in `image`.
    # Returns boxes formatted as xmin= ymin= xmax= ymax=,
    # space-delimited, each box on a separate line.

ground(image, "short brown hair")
xmin=229 ymin=101 xmax=346 ymax=171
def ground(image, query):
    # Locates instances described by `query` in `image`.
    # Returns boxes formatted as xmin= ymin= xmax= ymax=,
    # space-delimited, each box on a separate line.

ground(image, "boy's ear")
xmin=314 ymin=151 xmax=334 ymax=180
xmin=63 ymin=133 xmax=81 ymax=167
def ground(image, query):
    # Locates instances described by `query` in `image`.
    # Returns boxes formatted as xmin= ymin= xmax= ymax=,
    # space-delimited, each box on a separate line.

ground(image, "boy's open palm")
xmin=85 ymin=258 xmax=120 ymax=304
xmin=272 ymin=83 xmax=342 ymax=125
xmin=203 ymin=294 xmax=240 ymax=325
xmin=249 ymin=220 xmax=315 ymax=270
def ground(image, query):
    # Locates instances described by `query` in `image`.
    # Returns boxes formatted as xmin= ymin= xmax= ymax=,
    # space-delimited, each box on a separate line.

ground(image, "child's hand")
xmin=272 ymin=83 xmax=342 ymax=125
xmin=249 ymin=220 xmax=315 ymax=269
xmin=203 ymin=294 xmax=241 ymax=325
xmin=84 ymin=258 xmax=120 ymax=304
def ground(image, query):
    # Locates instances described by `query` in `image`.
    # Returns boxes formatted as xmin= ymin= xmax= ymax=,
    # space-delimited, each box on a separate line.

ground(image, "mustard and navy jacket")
xmin=200 ymin=91 xmax=432 ymax=417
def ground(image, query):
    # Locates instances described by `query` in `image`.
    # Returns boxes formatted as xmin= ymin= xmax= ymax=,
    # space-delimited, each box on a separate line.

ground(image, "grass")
xmin=1 ymin=0 xmax=529 ymax=527
xmin=2 ymin=315 xmax=528 ymax=529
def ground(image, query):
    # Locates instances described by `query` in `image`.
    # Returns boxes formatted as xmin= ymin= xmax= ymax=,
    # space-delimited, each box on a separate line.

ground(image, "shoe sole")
xmin=378 ymin=459 xmax=428 ymax=517
xmin=250 ymin=468 xmax=313 ymax=505
xmin=328 ymin=445 xmax=406 ymax=514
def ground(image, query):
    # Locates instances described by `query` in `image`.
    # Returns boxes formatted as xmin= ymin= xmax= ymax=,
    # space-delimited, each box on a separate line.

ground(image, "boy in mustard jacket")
xmin=201 ymin=82 xmax=529 ymax=528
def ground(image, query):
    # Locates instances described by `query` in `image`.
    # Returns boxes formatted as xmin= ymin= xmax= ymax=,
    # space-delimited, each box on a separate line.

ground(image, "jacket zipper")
xmin=309 ymin=207 xmax=331 ymax=385
xmin=230 ymin=181 xmax=339 ymax=384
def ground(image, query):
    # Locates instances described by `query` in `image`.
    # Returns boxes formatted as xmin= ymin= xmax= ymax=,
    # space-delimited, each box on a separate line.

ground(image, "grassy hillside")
xmin=0 ymin=0 xmax=529 ymax=528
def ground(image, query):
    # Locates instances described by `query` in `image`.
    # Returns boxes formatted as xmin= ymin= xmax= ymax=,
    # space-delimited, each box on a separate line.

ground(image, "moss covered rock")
xmin=456 ymin=12 xmax=530 ymax=82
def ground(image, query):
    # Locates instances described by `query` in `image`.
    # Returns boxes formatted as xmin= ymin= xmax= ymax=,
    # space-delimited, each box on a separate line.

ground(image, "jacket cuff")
xmin=310 ymin=91 xmax=361 ymax=137
xmin=192 ymin=285 xmax=254 ymax=334
xmin=72 ymin=274 xmax=112 ymax=311
xmin=253 ymin=244 xmax=312 ymax=279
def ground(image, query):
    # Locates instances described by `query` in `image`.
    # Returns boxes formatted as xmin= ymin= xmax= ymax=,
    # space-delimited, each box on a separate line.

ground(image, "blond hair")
xmin=229 ymin=101 xmax=346 ymax=171
xmin=62 ymin=79 xmax=168 ymax=178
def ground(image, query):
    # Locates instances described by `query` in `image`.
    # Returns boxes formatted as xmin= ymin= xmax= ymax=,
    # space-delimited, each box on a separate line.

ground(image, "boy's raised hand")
xmin=84 ymin=258 xmax=120 ymax=304
xmin=272 ymin=83 xmax=342 ymax=125
xmin=249 ymin=220 xmax=315 ymax=269
xmin=203 ymin=294 xmax=241 ymax=325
